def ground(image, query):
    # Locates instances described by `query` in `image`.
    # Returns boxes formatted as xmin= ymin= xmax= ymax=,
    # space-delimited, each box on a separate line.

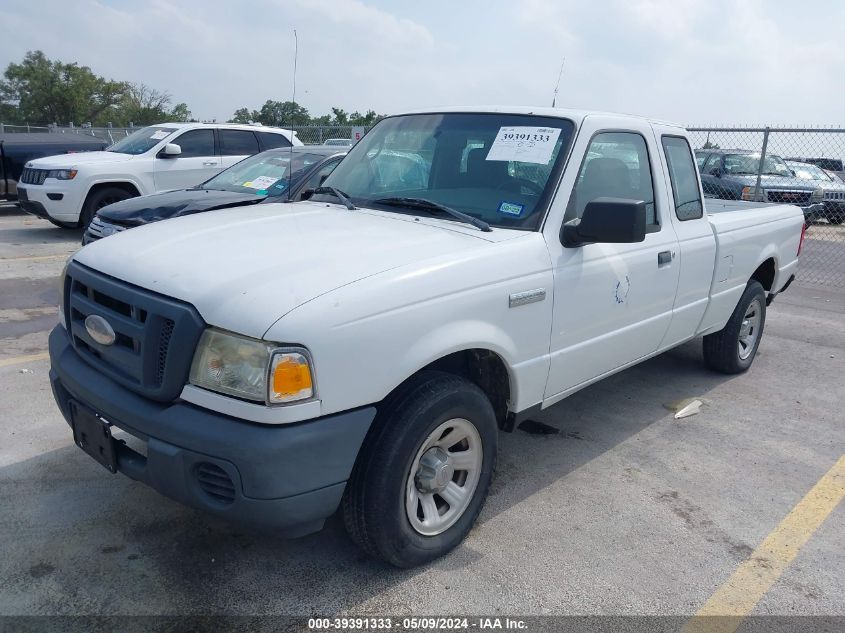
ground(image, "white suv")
xmin=17 ymin=123 xmax=301 ymax=228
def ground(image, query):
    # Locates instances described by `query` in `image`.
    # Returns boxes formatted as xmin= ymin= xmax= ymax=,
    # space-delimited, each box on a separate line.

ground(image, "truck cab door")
xmin=154 ymin=129 xmax=220 ymax=191
xmin=542 ymin=116 xmax=680 ymax=403
xmin=652 ymin=130 xmax=716 ymax=349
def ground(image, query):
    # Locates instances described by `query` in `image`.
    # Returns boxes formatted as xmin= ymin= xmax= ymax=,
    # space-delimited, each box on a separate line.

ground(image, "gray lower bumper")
xmin=49 ymin=326 xmax=376 ymax=537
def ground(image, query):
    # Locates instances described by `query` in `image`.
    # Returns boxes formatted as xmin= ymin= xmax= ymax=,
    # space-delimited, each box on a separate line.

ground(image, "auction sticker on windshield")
xmin=243 ymin=176 xmax=279 ymax=189
xmin=150 ymin=130 xmax=170 ymax=140
xmin=486 ymin=126 xmax=561 ymax=164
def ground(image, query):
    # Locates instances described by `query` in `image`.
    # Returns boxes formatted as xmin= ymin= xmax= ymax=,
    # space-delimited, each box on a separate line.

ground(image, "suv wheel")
xmin=81 ymin=187 xmax=133 ymax=230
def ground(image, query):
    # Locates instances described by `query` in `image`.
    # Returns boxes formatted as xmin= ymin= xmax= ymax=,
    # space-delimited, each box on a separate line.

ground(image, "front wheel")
xmin=703 ymin=280 xmax=767 ymax=374
xmin=342 ymin=371 xmax=497 ymax=567
xmin=80 ymin=186 xmax=133 ymax=230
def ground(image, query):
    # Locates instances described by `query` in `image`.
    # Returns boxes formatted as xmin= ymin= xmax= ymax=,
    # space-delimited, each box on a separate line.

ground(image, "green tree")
xmin=229 ymin=107 xmax=259 ymax=124
xmin=0 ymin=50 xmax=126 ymax=125
xmin=113 ymin=83 xmax=172 ymax=126
xmin=257 ymin=100 xmax=310 ymax=126
xmin=169 ymin=102 xmax=193 ymax=122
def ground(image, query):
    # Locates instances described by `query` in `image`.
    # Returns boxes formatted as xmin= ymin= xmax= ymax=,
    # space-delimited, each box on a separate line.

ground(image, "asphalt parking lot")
xmin=1 ymin=206 xmax=843 ymax=623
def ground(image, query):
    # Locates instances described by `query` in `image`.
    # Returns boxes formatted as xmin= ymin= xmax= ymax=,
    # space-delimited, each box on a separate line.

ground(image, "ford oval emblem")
xmin=85 ymin=314 xmax=116 ymax=346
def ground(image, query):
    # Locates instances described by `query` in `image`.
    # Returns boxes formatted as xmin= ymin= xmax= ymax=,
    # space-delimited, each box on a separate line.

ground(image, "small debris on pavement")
xmin=664 ymin=397 xmax=707 ymax=419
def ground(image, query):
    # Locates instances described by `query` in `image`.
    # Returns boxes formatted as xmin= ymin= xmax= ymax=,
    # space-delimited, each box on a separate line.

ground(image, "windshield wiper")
xmin=313 ymin=186 xmax=356 ymax=210
xmin=373 ymin=197 xmax=492 ymax=232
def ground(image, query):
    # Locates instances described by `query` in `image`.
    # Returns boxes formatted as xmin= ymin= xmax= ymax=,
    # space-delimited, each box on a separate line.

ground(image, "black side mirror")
xmin=561 ymin=198 xmax=647 ymax=247
xmin=299 ymin=188 xmax=315 ymax=201
xmin=709 ymin=167 xmax=721 ymax=177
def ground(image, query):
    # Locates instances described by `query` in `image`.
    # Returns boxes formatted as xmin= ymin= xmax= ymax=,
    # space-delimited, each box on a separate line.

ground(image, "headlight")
xmin=741 ymin=186 xmax=766 ymax=202
xmin=812 ymin=188 xmax=824 ymax=202
xmin=46 ymin=169 xmax=77 ymax=180
xmin=189 ymin=328 xmax=314 ymax=405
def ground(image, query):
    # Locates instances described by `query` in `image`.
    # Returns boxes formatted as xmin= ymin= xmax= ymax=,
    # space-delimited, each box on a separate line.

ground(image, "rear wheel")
xmin=703 ymin=280 xmax=766 ymax=374
xmin=80 ymin=186 xmax=134 ymax=230
xmin=342 ymin=371 xmax=497 ymax=567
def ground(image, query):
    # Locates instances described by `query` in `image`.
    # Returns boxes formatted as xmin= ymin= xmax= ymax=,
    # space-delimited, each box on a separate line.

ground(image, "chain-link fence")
xmin=0 ymin=123 xmax=369 ymax=146
xmin=687 ymin=127 xmax=845 ymax=287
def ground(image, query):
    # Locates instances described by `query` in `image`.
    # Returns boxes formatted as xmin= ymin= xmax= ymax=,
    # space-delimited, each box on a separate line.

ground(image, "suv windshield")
xmin=317 ymin=113 xmax=575 ymax=230
xmin=787 ymin=162 xmax=831 ymax=182
xmin=203 ymin=151 xmax=327 ymax=195
xmin=107 ymin=126 xmax=177 ymax=155
xmin=724 ymin=153 xmax=792 ymax=177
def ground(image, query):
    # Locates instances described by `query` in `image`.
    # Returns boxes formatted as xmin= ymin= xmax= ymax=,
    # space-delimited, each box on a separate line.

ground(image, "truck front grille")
xmin=20 ymin=167 xmax=48 ymax=185
xmin=765 ymin=190 xmax=812 ymax=205
xmin=64 ymin=261 xmax=205 ymax=402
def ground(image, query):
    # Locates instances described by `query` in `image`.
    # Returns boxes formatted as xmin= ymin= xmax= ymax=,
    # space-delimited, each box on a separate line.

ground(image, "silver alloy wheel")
xmin=405 ymin=418 xmax=483 ymax=536
xmin=738 ymin=297 xmax=762 ymax=360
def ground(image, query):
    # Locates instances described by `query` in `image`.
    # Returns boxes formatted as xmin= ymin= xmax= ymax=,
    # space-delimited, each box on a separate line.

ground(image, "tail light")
xmin=797 ymin=222 xmax=807 ymax=256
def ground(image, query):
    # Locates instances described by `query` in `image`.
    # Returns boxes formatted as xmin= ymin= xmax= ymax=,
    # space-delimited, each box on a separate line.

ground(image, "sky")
xmin=1 ymin=0 xmax=843 ymax=125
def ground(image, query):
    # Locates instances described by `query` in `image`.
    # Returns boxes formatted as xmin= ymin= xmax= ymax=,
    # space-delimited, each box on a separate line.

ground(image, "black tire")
xmin=80 ymin=186 xmax=134 ymax=229
xmin=828 ymin=212 xmax=843 ymax=225
xmin=703 ymin=280 xmax=766 ymax=374
xmin=342 ymin=371 xmax=497 ymax=567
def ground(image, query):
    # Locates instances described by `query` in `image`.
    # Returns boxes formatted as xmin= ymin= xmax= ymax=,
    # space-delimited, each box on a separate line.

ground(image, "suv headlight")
xmin=46 ymin=169 xmax=77 ymax=180
xmin=189 ymin=328 xmax=314 ymax=405
xmin=741 ymin=185 xmax=766 ymax=202
xmin=811 ymin=187 xmax=824 ymax=202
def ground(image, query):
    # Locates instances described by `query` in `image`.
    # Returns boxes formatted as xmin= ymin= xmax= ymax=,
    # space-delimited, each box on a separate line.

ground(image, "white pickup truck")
xmin=49 ymin=107 xmax=804 ymax=567
xmin=18 ymin=122 xmax=300 ymax=229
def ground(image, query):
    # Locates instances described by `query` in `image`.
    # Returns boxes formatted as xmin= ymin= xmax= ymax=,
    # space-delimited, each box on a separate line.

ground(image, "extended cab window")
xmin=567 ymin=132 xmax=657 ymax=229
xmin=220 ymin=130 xmax=260 ymax=156
xmin=662 ymin=136 xmax=703 ymax=221
xmin=172 ymin=129 xmax=215 ymax=158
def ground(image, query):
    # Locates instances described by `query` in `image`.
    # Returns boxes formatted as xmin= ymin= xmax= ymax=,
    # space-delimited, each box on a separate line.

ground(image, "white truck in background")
xmin=17 ymin=123 xmax=301 ymax=228
xmin=49 ymin=107 xmax=804 ymax=567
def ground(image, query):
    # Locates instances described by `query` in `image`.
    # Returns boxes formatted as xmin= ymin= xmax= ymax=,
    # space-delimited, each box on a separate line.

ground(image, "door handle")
xmin=658 ymin=250 xmax=673 ymax=266
xmin=202 ymin=161 xmax=217 ymax=166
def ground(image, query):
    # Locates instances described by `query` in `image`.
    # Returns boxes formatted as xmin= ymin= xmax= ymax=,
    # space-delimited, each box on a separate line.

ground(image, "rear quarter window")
xmin=662 ymin=136 xmax=704 ymax=221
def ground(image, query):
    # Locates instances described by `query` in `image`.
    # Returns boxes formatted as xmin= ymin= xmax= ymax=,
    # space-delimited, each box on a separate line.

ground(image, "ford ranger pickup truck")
xmin=49 ymin=107 xmax=805 ymax=567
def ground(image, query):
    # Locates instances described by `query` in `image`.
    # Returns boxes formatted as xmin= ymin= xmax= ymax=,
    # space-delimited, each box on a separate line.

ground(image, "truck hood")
xmin=28 ymin=151 xmax=134 ymax=168
xmin=75 ymin=201 xmax=497 ymax=338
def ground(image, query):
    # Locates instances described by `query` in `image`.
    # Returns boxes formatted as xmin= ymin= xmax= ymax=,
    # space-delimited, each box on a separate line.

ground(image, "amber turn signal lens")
xmin=270 ymin=352 xmax=314 ymax=403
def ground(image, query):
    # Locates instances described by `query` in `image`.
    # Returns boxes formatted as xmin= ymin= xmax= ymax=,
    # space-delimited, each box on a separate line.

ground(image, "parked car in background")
xmin=323 ymin=138 xmax=354 ymax=147
xmin=696 ymin=148 xmax=824 ymax=220
xmin=17 ymin=123 xmax=302 ymax=229
xmin=786 ymin=156 xmax=845 ymax=182
xmin=51 ymin=107 xmax=805 ymax=566
xmin=0 ymin=133 xmax=108 ymax=201
xmin=786 ymin=160 xmax=845 ymax=224
xmin=84 ymin=146 xmax=346 ymax=243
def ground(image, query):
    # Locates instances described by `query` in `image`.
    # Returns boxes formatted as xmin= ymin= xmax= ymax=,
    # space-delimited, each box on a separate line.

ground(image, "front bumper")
xmin=801 ymin=202 xmax=825 ymax=220
xmin=17 ymin=182 xmax=83 ymax=223
xmin=49 ymin=326 xmax=376 ymax=536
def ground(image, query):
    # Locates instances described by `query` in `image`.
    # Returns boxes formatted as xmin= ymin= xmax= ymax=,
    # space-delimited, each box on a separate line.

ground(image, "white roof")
xmin=396 ymin=105 xmax=684 ymax=129
xmin=152 ymin=122 xmax=296 ymax=134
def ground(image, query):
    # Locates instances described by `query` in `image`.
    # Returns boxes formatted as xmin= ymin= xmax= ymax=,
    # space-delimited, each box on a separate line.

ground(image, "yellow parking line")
xmin=0 ymin=254 xmax=71 ymax=262
xmin=682 ymin=454 xmax=845 ymax=633
xmin=0 ymin=352 xmax=49 ymax=368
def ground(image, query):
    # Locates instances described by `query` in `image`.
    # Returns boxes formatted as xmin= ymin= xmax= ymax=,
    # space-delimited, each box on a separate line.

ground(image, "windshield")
xmin=203 ymin=151 xmax=327 ymax=195
xmin=107 ymin=126 xmax=177 ymax=155
xmin=723 ymin=153 xmax=792 ymax=177
xmin=317 ymin=113 xmax=575 ymax=230
xmin=787 ymin=162 xmax=830 ymax=181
